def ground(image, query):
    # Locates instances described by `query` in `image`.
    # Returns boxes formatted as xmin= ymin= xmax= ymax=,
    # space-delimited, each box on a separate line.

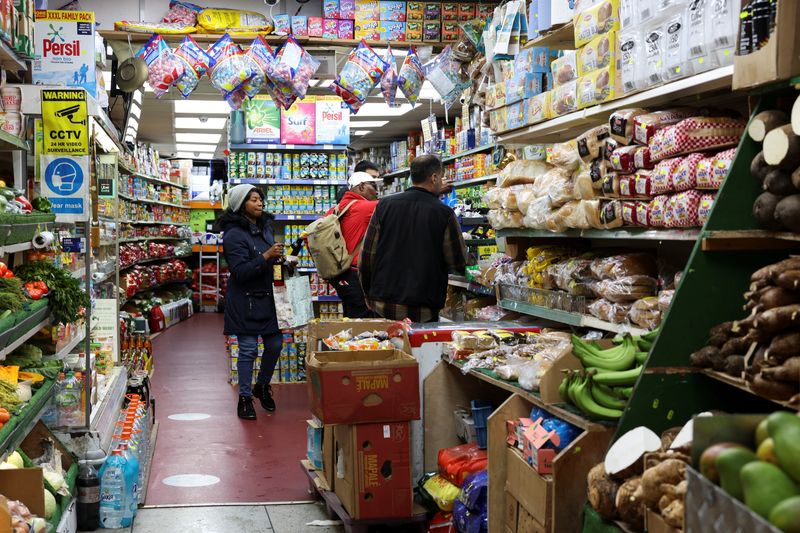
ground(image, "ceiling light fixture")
xmin=176 ymin=143 xmax=218 ymax=153
xmin=353 ymin=130 xmax=372 ymax=136
xmin=348 ymin=120 xmax=389 ymax=128
xmin=174 ymin=100 xmax=232 ymax=114
xmin=175 ymin=132 xmax=222 ymax=144
xmin=175 ymin=151 xmax=215 ymax=160
xmin=174 ymin=117 xmax=227 ymax=130
xmin=352 ymin=103 xmax=411 ymax=117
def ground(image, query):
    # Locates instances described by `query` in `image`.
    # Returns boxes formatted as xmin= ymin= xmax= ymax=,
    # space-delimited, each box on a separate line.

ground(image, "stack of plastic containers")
xmin=470 ymin=400 xmax=493 ymax=450
xmin=99 ymin=394 xmax=151 ymax=528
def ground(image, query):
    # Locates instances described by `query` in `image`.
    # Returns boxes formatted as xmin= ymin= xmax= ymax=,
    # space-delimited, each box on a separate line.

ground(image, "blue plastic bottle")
xmin=118 ymin=443 xmax=140 ymax=526
xmin=98 ymin=450 xmax=127 ymax=529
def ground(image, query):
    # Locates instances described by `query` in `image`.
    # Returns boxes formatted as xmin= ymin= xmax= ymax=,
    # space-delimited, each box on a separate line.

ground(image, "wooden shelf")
xmin=702 ymin=230 xmax=800 ymax=251
xmin=702 ymin=369 xmax=798 ymax=411
xmin=524 ymin=22 xmax=575 ymax=50
xmin=498 ymin=227 xmax=701 ymax=241
xmin=498 ymin=298 xmax=649 ymax=336
xmin=497 ymin=65 xmax=735 ymax=145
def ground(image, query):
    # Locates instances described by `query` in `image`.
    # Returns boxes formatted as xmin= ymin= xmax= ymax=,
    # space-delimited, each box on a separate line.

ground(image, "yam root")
xmin=616 ymin=477 xmax=645 ymax=532
xmin=775 ymin=195 xmax=800 ymax=232
xmin=753 ymin=191 xmax=783 ymax=231
xmin=720 ymin=336 xmax=755 ymax=356
xmin=751 ymin=152 xmax=772 ymax=183
xmin=747 ymin=286 xmax=800 ymax=311
xmin=764 ymin=169 xmax=798 ymax=196
xmin=751 ymin=258 xmax=800 ymax=283
xmin=640 ymin=459 xmax=686 ymax=509
xmin=751 ymin=373 xmax=800 ymax=401
xmin=792 ymin=167 xmax=800 ymax=191
xmin=662 ymin=499 xmax=685 ymax=529
xmin=644 ymin=451 xmax=691 ymax=469
xmin=732 ymin=312 xmax=757 ymax=334
xmin=723 ymin=355 xmax=746 ymax=376
xmin=776 ymin=270 xmax=800 ymax=291
xmin=749 ymin=110 xmax=789 ymax=142
xmin=760 ymin=357 xmax=800 ymax=382
xmin=747 ymin=346 xmax=769 ymax=378
xmin=767 ymin=330 xmax=800 ymax=357
xmin=763 ymin=125 xmax=800 ymax=170
xmin=690 ymin=345 xmax=721 ymax=368
xmin=659 ymin=427 xmax=682 ymax=451
xmin=753 ymin=304 xmax=800 ymax=334
xmin=587 ymin=463 xmax=620 ymax=521
xmin=791 ymin=93 xmax=800 ymax=136
xmin=708 ymin=321 xmax=735 ymax=340
xmin=708 ymin=333 xmax=730 ymax=348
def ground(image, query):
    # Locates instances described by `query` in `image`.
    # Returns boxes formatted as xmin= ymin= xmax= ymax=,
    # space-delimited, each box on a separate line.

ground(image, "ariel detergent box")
xmin=33 ymin=10 xmax=97 ymax=97
xmin=281 ymin=97 xmax=317 ymax=145
xmin=315 ymin=96 xmax=350 ymax=145
xmin=244 ymin=95 xmax=281 ymax=144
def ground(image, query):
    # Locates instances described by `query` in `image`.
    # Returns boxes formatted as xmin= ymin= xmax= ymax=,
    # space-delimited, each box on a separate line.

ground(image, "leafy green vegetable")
xmin=31 ymin=197 xmax=52 ymax=213
xmin=0 ymin=276 xmax=24 ymax=313
xmin=11 ymin=343 xmax=42 ymax=362
xmin=14 ymin=261 xmax=88 ymax=325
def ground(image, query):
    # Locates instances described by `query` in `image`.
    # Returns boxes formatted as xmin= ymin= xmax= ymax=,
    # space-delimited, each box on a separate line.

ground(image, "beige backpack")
xmin=304 ymin=200 xmax=362 ymax=281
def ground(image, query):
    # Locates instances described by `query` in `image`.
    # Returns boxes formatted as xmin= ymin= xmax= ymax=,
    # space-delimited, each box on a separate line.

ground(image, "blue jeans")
xmin=237 ymin=332 xmax=282 ymax=397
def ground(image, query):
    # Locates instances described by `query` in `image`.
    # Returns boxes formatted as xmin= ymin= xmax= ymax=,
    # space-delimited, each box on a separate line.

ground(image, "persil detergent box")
xmin=315 ymin=96 xmax=350 ymax=145
xmin=33 ymin=10 xmax=96 ymax=97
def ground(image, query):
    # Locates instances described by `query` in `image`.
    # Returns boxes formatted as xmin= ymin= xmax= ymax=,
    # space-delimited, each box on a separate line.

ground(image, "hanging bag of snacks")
xmin=136 ymin=34 xmax=186 ymax=98
xmin=207 ymin=34 xmax=256 ymax=108
xmin=331 ymin=40 xmax=389 ymax=113
xmin=380 ymin=45 xmax=400 ymax=108
xmin=267 ymin=37 xmax=321 ymax=110
xmin=397 ymin=46 xmax=425 ymax=104
xmin=173 ymin=35 xmax=210 ymax=98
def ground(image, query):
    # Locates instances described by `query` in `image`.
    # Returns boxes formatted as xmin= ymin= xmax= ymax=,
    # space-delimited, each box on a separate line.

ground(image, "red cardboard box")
xmin=457 ymin=2 xmax=475 ymax=20
xmin=441 ymin=2 xmax=458 ymax=20
xmin=333 ymin=422 xmax=413 ymax=520
xmin=307 ymin=348 xmax=420 ymax=424
xmin=476 ymin=3 xmax=492 ymax=18
xmin=308 ymin=17 xmax=324 ymax=37
xmin=442 ymin=20 xmax=459 ymax=41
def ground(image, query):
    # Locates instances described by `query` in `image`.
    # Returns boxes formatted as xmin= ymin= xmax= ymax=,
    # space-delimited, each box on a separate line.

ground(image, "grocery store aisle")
xmin=144 ymin=313 xmax=313 ymax=506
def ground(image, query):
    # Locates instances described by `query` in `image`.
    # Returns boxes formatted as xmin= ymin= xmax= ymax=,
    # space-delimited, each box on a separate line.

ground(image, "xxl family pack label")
xmin=33 ymin=11 xmax=96 ymax=97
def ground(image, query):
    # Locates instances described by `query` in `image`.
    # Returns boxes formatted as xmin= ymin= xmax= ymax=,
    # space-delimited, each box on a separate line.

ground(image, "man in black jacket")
xmin=359 ymin=155 xmax=467 ymax=322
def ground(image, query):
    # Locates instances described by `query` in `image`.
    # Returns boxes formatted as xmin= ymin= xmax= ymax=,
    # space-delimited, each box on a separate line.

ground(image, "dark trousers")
xmin=331 ymin=268 xmax=376 ymax=319
xmin=236 ymin=332 xmax=282 ymax=397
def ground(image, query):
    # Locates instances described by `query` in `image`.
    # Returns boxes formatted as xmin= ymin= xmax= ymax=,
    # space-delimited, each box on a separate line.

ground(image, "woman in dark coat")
xmin=218 ymin=184 xmax=284 ymax=420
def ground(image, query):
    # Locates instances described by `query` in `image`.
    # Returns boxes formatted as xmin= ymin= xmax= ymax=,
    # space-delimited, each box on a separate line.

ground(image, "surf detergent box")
xmin=33 ymin=10 xmax=96 ymax=97
xmin=280 ymin=97 xmax=317 ymax=145
xmin=315 ymin=96 xmax=350 ymax=145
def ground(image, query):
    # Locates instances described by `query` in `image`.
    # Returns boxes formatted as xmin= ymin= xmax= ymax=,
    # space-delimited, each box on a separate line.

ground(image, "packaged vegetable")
xmin=270 ymin=37 xmax=321 ymax=109
xmin=425 ymin=45 xmax=470 ymax=110
xmin=163 ymin=1 xmax=202 ymax=25
xmin=577 ymin=30 xmax=616 ymax=76
xmin=114 ymin=20 xmax=197 ymax=34
xmin=380 ymin=46 xmax=400 ymax=108
xmin=197 ymin=8 xmax=274 ymax=33
xmin=136 ymin=34 xmax=185 ymax=98
xmin=397 ymin=47 xmax=425 ymax=104
xmin=573 ymin=0 xmax=620 ymax=47
xmin=207 ymin=34 xmax=253 ymax=103
xmin=173 ymin=35 xmax=210 ymax=98
xmin=332 ymin=40 xmax=388 ymax=113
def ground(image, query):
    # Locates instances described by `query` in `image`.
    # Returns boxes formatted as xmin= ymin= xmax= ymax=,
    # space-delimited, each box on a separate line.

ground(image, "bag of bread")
xmin=672 ymin=153 xmax=705 ymax=192
xmin=634 ymin=146 xmax=653 ymax=169
xmin=523 ymin=196 xmax=553 ymax=229
xmin=648 ymin=194 xmax=669 ymax=227
xmin=667 ymin=190 xmax=702 ymax=228
xmin=652 ymin=157 xmax=682 ymax=194
xmin=610 ymin=145 xmax=638 ymax=173
xmin=484 ymin=187 xmax=504 ymax=209
xmin=580 ymin=200 xmax=605 ymax=229
xmin=657 ymin=290 xmax=674 ymax=312
xmin=496 ymin=159 xmax=553 ymax=187
xmin=515 ymin=185 xmax=540 ymax=213
xmin=633 ymin=108 xmax=696 ymax=145
xmin=629 ymin=297 xmax=662 ymax=329
xmin=590 ymin=159 xmax=610 ymax=189
xmin=601 ymin=174 xmax=621 ymax=198
xmin=548 ymin=173 xmax=576 ymax=206
xmin=711 ymin=148 xmax=736 ymax=188
xmin=595 ymin=275 xmax=658 ymax=302
xmin=698 ymin=192 xmax=716 ymax=226
xmin=573 ymin=165 xmax=596 ymax=200
xmin=547 ymin=201 xmax=584 ymax=232
xmin=695 ymin=155 xmax=716 ymax=189
xmin=576 ymin=125 xmax=611 ymax=161
xmin=600 ymin=200 xmax=624 ymax=228
xmin=618 ymin=175 xmax=636 ymax=198
xmin=503 ymin=185 xmax=530 ymax=211
xmin=549 ymin=141 xmax=583 ymax=170
xmin=591 ymin=253 xmax=658 ymax=280
xmin=588 ymin=298 xmax=632 ymax=324
xmin=609 ymin=108 xmax=647 ymax=144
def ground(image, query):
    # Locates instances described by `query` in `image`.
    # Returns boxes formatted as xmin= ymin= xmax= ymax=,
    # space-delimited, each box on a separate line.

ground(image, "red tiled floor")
xmin=144 ymin=313 xmax=313 ymax=506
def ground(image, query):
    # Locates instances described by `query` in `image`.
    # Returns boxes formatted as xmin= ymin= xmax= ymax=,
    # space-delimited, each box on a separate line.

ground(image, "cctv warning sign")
xmin=41 ymin=89 xmax=88 ymax=155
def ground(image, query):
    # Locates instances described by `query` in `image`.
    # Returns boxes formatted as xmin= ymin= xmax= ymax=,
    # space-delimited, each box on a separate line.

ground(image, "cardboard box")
xmin=307 ymin=419 xmax=324 ymax=469
xmin=323 ymin=18 xmax=339 ymax=38
xmin=355 ymin=0 xmax=380 ymax=20
xmin=380 ymin=20 xmax=406 ymax=40
xmin=340 ymin=0 xmax=356 ymax=19
xmin=538 ymin=0 xmax=573 ymax=32
xmin=333 ymin=422 xmax=413 ymax=520
xmin=477 ymin=3 xmax=492 ymax=18
xmin=33 ymin=10 xmax=96 ymax=96
xmin=380 ymin=0 xmax=406 ymax=21
xmin=733 ymin=1 xmax=800 ymax=90
xmin=308 ymin=16 xmax=324 ymax=36
xmin=322 ymin=424 xmax=336 ymax=491
xmin=315 ymin=95 xmax=350 ymax=145
xmin=324 ymin=0 xmax=339 ymax=18
xmin=337 ymin=19 xmax=354 ymax=39
xmin=406 ymin=0 xmax=424 ymax=21
xmin=442 ymin=21 xmax=459 ymax=42
xmin=307 ymin=348 xmax=420 ymax=424
xmin=457 ymin=2 xmax=475 ymax=21
xmin=441 ymin=2 xmax=458 ymax=20
xmin=0 ymin=468 xmax=45 ymax=518
xmin=423 ymin=20 xmax=440 ymax=42
xmin=280 ymin=97 xmax=316 ymax=145
xmin=354 ymin=17 xmax=380 ymax=40
xmin=423 ymin=2 xmax=440 ymax=20
xmin=292 ymin=15 xmax=308 ymax=36
xmin=406 ymin=20 xmax=422 ymax=40
xmin=646 ymin=508 xmax=681 ymax=533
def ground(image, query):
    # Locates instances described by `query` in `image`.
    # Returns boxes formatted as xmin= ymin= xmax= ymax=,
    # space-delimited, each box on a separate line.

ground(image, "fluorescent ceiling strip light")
xmin=349 ymin=120 xmax=389 ymax=128
xmin=353 ymin=103 xmax=411 ymax=117
xmin=174 ymin=117 xmax=227 ymax=130
xmin=175 ymin=132 xmax=222 ymax=143
xmin=353 ymin=130 xmax=372 ymax=136
xmin=175 ymin=151 xmax=214 ymax=159
xmin=176 ymin=143 xmax=218 ymax=152
xmin=174 ymin=100 xmax=232 ymax=114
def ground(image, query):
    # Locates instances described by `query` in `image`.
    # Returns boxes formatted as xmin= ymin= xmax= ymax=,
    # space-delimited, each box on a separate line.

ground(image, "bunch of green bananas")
xmin=559 ymin=369 xmax=635 ymax=420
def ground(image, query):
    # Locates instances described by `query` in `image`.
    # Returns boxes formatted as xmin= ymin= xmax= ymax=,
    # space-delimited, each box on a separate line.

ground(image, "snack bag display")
xmin=115 ymin=20 xmax=197 ymax=34
xmin=174 ymin=35 xmax=210 ymax=98
xmin=380 ymin=46 xmax=400 ymax=108
xmin=268 ymin=37 xmax=322 ymax=109
xmin=162 ymin=0 xmax=202 ymax=25
xmin=197 ymin=8 xmax=274 ymax=32
xmin=241 ymin=36 xmax=277 ymax=100
xmin=136 ymin=34 xmax=185 ymax=98
xmin=331 ymin=40 xmax=389 ymax=113
xmin=397 ymin=46 xmax=425 ymax=104
xmin=425 ymin=45 xmax=470 ymax=109
xmin=207 ymin=34 xmax=255 ymax=102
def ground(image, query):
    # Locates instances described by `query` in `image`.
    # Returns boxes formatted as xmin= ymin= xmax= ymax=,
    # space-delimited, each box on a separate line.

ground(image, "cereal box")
xmin=423 ymin=20 xmax=440 ymax=41
xmin=33 ymin=10 xmax=97 ymax=96
xmin=273 ymin=13 xmax=290 ymax=35
xmin=323 ymin=18 xmax=338 ymax=38
xmin=308 ymin=17 xmax=324 ymax=37
xmin=406 ymin=20 xmax=423 ymax=40
xmin=380 ymin=21 xmax=406 ymax=40
xmin=354 ymin=17 xmax=380 ymax=39
xmin=355 ymin=0 xmax=380 ymax=20
xmin=442 ymin=2 xmax=458 ymax=20
xmin=380 ymin=0 xmax=406 ymax=20
xmin=291 ymin=15 xmax=308 ymax=36
xmin=315 ymin=95 xmax=350 ymax=145
xmin=324 ymin=0 xmax=339 ymax=18
xmin=280 ymin=97 xmax=317 ymax=145
xmin=457 ymin=3 xmax=475 ymax=20
xmin=406 ymin=1 xmax=424 ymax=21
xmin=339 ymin=0 xmax=356 ymax=19
xmin=338 ymin=19 xmax=355 ymax=39
xmin=424 ymin=2 xmax=441 ymax=20
xmin=442 ymin=20 xmax=459 ymax=41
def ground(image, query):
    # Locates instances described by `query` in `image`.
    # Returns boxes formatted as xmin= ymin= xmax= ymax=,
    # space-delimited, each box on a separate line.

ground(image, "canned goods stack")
xmin=273 ymin=329 xmax=308 ymax=383
xmin=228 ymin=150 xmax=348 ymax=181
xmin=266 ymin=185 xmax=338 ymax=214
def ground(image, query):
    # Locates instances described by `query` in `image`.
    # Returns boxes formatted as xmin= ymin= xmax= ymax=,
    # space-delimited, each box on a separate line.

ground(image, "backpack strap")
xmin=335 ymin=199 xmax=359 ymax=219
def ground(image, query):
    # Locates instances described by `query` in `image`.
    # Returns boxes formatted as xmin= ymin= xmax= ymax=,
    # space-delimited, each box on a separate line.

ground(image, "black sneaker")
xmin=237 ymin=395 xmax=256 ymax=420
xmin=253 ymin=383 xmax=276 ymax=412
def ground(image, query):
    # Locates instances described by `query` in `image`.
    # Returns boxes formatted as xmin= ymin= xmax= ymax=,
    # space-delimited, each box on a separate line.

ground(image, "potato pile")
xmin=750 ymin=101 xmax=800 ymax=231
xmin=586 ymin=424 xmax=692 ymax=531
xmin=690 ymin=258 xmax=800 ymax=404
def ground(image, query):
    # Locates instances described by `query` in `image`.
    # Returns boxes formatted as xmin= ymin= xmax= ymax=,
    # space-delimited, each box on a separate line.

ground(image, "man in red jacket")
xmin=326 ymin=171 xmax=382 ymax=318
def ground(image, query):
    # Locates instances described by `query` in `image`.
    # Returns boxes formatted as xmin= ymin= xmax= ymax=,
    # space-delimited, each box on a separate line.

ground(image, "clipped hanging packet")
xmin=397 ymin=46 xmax=425 ymax=104
xmin=173 ymin=35 xmax=210 ymax=98
xmin=425 ymin=45 xmax=470 ymax=109
xmin=268 ymin=36 xmax=321 ymax=110
xmin=136 ymin=34 xmax=186 ymax=98
xmin=331 ymin=40 xmax=389 ymax=113
xmin=207 ymin=33 xmax=257 ymax=106
xmin=380 ymin=45 xmax=400 ymax=108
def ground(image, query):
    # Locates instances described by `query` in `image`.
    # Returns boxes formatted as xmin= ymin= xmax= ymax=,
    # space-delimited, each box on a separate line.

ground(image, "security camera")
xmin=199 ymin=116 xmax=208 ymax=123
